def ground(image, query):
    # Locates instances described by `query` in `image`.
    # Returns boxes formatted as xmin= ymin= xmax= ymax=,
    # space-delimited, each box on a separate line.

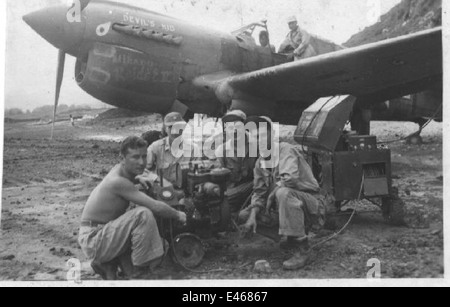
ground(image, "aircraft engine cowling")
xmin=75 ymin=43 xmax=180 ymax=114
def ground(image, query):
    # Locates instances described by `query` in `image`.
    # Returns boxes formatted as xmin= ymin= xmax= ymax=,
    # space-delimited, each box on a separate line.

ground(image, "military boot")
xmin=130 ymin=257 xmax=165 ymax=280
xmin=117 ymin=252 xmax=134 ymax=280
xmin=91 ymin=260 xmax=119 ymax=280
xmin=283 ymin=252 xmax=311 ymax=271
xmin=282 ymin=240 xmax=311 ymax=271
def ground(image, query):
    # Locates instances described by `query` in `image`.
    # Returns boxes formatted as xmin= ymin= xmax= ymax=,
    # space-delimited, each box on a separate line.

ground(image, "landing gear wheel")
xmin=171 ymin=233 xmax=205 ymax=269
xmin=382 ymin=188 xmax=406 ymax=226
xmin=406 ymin=134 xmax=423 ymax=145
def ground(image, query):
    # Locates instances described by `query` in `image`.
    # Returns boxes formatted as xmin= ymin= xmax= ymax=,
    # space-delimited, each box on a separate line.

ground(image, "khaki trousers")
xmin=78 ymin=207 xmax=164 ymax=267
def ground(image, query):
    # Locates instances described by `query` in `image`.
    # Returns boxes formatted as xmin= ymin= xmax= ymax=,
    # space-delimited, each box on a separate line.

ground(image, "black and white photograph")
xmin=0 ymin=0 xmax=447 ymax=286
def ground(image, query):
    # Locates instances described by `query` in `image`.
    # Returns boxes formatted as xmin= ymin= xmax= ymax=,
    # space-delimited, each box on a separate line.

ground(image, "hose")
xmin=307 ymin=173 xmax=365 ymax=253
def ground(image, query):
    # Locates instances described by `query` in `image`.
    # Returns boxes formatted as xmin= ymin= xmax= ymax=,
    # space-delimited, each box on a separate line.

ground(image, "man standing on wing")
xmin=78 ymin=136 xmax=186 ymax=280
xmin=279 ymin=16 xmax=317 ymax=61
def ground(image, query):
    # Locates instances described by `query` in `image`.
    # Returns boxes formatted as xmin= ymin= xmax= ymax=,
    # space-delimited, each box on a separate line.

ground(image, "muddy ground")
xmin=0 ymin=113 xmax=444 ymax=281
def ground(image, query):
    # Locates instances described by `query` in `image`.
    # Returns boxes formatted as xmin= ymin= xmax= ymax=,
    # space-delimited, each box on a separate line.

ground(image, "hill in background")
xmin=345 ymin=0 xmax=441 ymax=47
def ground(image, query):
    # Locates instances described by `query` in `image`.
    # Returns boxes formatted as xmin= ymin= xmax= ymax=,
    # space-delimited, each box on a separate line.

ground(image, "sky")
xmin=4 ymin=0 xmax=402 ymax=111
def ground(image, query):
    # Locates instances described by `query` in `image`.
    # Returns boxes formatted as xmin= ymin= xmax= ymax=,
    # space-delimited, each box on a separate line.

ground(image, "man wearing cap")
xmin=239 ymin=116 xmax=326 ymax=270
xmin=279 ymin=16 xmax=316 ymax=61
xmin=213 ymin=110 xmax=257 ymax=212
xmin=145 ymin=112 xmax=197 ymax=188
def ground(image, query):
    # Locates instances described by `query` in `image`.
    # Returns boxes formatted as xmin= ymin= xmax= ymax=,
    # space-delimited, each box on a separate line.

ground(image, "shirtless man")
xmin=78 ymin=136 xmax=187 ymax=280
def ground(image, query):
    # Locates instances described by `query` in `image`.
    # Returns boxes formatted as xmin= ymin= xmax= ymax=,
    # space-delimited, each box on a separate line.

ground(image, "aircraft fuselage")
xmin=24 ymin=1 xmax=442 ymax=126
xmin=53 ymin=2 xmax=290 ymax=117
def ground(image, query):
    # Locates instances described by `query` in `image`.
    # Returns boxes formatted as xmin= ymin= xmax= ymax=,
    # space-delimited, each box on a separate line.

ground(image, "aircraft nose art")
xmin=23 ymin=5 xmax=85 ymax=54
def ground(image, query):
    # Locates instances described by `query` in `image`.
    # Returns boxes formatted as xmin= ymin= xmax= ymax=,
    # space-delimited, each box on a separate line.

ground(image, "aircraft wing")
xmin=218 ymin=27 xmax=442 ymax=104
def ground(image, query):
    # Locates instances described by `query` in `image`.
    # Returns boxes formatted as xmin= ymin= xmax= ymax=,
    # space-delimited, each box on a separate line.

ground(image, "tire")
xmin=171 ymin=233 xmax=205 ymax=269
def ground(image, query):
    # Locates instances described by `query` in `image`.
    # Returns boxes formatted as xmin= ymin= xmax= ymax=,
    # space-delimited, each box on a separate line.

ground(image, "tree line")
xmin=5 ymin=104 xmax=92 ymax=118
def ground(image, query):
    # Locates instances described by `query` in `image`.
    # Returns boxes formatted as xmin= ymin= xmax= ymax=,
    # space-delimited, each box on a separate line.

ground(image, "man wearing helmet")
xmin=279 ymin=16 xmax=317 ymax=61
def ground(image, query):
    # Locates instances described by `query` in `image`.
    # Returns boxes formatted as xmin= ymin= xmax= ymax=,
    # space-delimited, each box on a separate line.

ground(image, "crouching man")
xmin=78 ymin=136 xmax=187 ymax=280
xmin=213 ymin=110 xmax=257 ymax=212
xmin=240 ymin=117 xmax=326 ymax=270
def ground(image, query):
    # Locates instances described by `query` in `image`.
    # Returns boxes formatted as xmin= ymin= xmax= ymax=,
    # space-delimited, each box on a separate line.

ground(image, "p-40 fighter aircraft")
xmin=24 ymin=0 xmax=442 ymax=139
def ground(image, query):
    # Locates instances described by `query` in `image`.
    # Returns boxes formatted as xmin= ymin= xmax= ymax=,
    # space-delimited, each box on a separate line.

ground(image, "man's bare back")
xmin=81 ymin=164 xmax=133 ymax=224
xmin=82 ymin=161 xmax=185 ymax=225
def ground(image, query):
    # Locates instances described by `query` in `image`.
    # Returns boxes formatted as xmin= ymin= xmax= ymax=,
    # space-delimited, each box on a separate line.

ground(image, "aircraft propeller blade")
xmin=50 ymin=1 xmax=88 ymax=139
xmin=80 ymin=0 xmax=91 ymax=11
xmin=67 ymin=0 xmax=90 ymax=14
xmin=51 ymin=50 xmax=66 ymax=140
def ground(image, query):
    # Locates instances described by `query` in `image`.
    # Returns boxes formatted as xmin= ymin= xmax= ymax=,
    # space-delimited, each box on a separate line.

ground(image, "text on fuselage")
xmin=122 ymin=13 xmax=176 ymax=32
